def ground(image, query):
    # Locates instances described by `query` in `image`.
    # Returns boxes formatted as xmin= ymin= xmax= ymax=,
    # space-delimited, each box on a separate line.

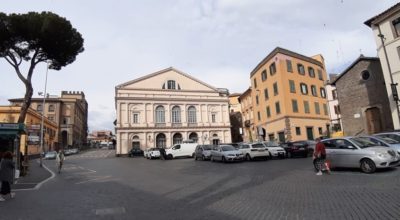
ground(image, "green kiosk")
xmin=0 ymin=123 xmax=26 ymax=175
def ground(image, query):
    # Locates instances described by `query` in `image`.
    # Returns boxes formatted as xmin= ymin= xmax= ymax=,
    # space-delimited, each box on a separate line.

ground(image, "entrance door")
xmin=132 ymin=141 xmax=140 ymax=149
xmin=278 ymin=132 xmax=285 ymax=143
xmin=306 ymin=127 xmax=314 ymax=140
xmin=365 ymin=107 xmax=382 ymax=134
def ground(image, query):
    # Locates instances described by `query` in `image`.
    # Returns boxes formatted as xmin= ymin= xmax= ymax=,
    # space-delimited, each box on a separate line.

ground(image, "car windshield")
xmin=221 ymin=145 xmax=236 ymax=151
xmin=376 ymin=136 xmax=400 ymax=144
xmin=350 ymin=137 xmax=379 ymax=148
xmin=202 ymin=145 xmax=213 ymax=150
xmin=265 ymin=142 xmax=279 ymax=147
xmin=252 ymin=143 xmax=265 ymax=148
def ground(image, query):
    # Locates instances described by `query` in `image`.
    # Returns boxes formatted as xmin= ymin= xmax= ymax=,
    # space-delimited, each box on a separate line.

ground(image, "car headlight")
xmin=377 ymin=153 xmax=389 ymax=158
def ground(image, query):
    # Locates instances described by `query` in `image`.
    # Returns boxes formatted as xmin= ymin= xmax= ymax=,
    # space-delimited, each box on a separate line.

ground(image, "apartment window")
xmin=297 ymin=64 xmax=305 ymax=75
xmin=48 ymin=105 xmax=55 ymax=112
xmin=133 ymin=113 xmax=139 ymax=124
xmin=155 ymin=106 xmax=165 ymax=123
xmin=311 ymin=85 xmax=317 ymax=97
xmin=167 ymin=80 xmax=176 ymax=90
xmin=323 ymin=104 xmax=328 ymax=115
xmin=187 ymin=106 xmax=197 ymax=123
xmin=292 ymin=99 xmax=299 ymax=113
xmin=308 ymin=67 xmax=315 ymax=78
xmin=37 ymin=104 xmax=43 ymax=112
xmin=315 ymin=102 xmax=320 ymax=115
xmin=275 ymin=101 xmax=281 ymax=114
xmin=317 ymin=69 xmax=323 ymax=80
xmin=318 ymin=127 xmax=323 ymax=135
xmin=270 ymin=62 xmax=276 ymax=76
xmin=334 ymin=105 xmax=341 ymax=114
xmin=320 ymin=88 xmax=326 ymax=98
xmin=256 ymin=95 xmax=259 ymax=105
xmin=289 ymin=80 xmax=296 ymax=93
xmin=286 ymin=60 xmax=293 ymax=72
xmin=63 ymin=117 xmax=70 ymax=124
xmin=261 ymin=70 xmax=267 ymax=81
xmin=48 ymin=116 xmax=54 ymax=121
xmin=172 ymin=106 xmax=181 ymax=123
xmin=253 ymin=78 xmax=257 ymax=88
xmin=392 ymin=17 xmax=400 ymax=37
xmin=266 ymin=106 xmax=271 ymax=118
xmin=257 ymin=111 xmax=261 ymax=121
xmin=300 ymin=83 xmax=308 ymax=95
xmin=332 ymin=89 xmax=337 ymax=100
xmin=273 ymin=82 xmax=278 ymax=96
xmin=264 ymin=88 xmax=269 ymax=100
xmin=211 ymin=113 xmax=216 ymax=123
xmin=295 ymin=127 xmax=301 ymax=135
xmin=304 ymin=101 xmax=310 ymax=113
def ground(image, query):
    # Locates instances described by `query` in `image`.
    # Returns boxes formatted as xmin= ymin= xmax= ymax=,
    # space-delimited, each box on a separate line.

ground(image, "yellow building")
xmin=250 ymin=47 xmax=330 ymax=142
xmin=228 ymin=93 xmax=242 ymax=113
xmin=238 ymin=88 xmax=256 ymax=142
xmin=0 ymin=106 xmax=58 ymax=155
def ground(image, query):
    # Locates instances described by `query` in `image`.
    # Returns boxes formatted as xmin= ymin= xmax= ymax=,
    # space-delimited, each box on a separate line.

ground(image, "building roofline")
xmin=365 ymin=3 xmax=400 ymax=27
xmin=331 ymin=56 xmax=380 ymax=85
xmin=250 ymin=47 xmax=324 ymax=77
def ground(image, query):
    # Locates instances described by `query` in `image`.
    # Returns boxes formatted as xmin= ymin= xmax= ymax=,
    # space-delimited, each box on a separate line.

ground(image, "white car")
xmin=211 ymin=145 xmax=244 ymax=162
xmin=144 ymin=148 xmax=160 ymax=159
xmin=263 ymin=141 xmax=286 ymax=158
xmin=238 ymin=143 xmax=269 ymax=160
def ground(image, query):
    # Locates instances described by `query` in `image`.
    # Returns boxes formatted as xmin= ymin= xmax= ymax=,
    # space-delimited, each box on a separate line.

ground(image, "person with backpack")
xmin=0 ymin=151 xmax=15 ymax=201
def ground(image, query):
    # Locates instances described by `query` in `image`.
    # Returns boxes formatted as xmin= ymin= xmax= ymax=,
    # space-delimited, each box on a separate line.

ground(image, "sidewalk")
xmin=13 ymin=160 xmax=53 ymax=190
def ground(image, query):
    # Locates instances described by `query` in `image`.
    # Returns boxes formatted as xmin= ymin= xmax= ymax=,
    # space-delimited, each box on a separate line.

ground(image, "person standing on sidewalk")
xmin=0 ymin=151 xmax=15 ymax=201
xmin=313 ymin=137 xmax=330 ymax=176
xmin=56 ymin=149 xmax=65 ymax=174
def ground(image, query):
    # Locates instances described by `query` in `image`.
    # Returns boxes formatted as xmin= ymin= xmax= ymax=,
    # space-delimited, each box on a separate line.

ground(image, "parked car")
xmin=144 ymin=148 xmax=160 ymax=159
xmin=221 ymin=143 xmax=241 ymax=149
xmin=321 ymin=137 xmax=399 ymax=173
xmin=165 ymin=143 xmax=197 ymax=159
xmin=263 ymin=141 xmax=286 ymax=158
xmin=281 ymin=141 xmax=311 ymax=158
xmin=70 ymin=148 xmax=80 ymax=154
xmin=44 ymin=151 xmax=57 ymax=160
xmin=211 ymin=145 xmax=244 ymax=162
xmin=374 ymin=132 xmax=400 ymax=143
xmin=194 ymin=144 xmax=214 ymax=161
xmin=128 ymin=148 xmax=144 ymax=157
xmin=359 ymin=136 xmax=400 ymax=155
xmin=237 ymin=143 xmax=269 ymax=161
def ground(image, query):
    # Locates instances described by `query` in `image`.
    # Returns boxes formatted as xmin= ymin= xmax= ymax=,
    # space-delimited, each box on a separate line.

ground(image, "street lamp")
xmin=39 ymin=63 xmax=49 ymax=167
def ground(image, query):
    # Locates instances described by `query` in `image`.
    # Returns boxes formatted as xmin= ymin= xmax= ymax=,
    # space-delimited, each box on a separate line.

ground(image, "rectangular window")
xmin=304 ymin=101 xmax=310 ymax=114
xmin=320 ymin=88 xmax=326 ymax=98
xmin=261 ymin=70 xmax=267 ymax=81
xmin=315 ymin=102 xmax=320 ymax=114
xmin=300 ymin=83 xmax=308 ymax=95
xmin=286 ymin=60 xmax=293 ymax=72
xmin=397 ymin=46 xmax=400 ymax=61
xmin=257 ymin=111 xmax=261 ymax=121
xmin=167 ymin=80 xmax=176 ymax=89
xmin=253 ymin=78 xmax=257 ymax=88
xmin=296 ymin=127 xmax=301 ymax=135
xmin=334 ymin=105 xmax=340 ymax=114
xmin=266 ymin=106 xmax=271 ymax=118
xmin=297 ymin=64 xmax=305 ymax=75
xmin=292 ymin=99 xmax=298 ymax=113
xmin=256 ymin=95 xmax=259 ymax=105
xmin=273 ymin=82 xmax=278 ymax=96
xmin=317 ymin=69 xmax=323 ymax=80
xmin=311 ymin=85 xmax=317 ymax=96
xmin=318 ymin=127 xmax=323 ymax=135
xmin=270 ymin=62 xmax=276 ymax=75
xmin=323 ymin=104 xmax=328 ymax=115
xmin=275 ymin=101 xmax=281 ymax=114
xmin=264 ymin=88 xmax=269 ymax=100
xmin=308 ymin=67 xmax=315 ymax=78
xmin=212 ymin=113 xmax=216 ymax=123
xmin=332 ymin=90 xmax=337 ymax=100
xmin=392 ymin=17 xmax=400 ymax=37
xmin=289 ymin=80 xmax=296 ymax=93
xmin=133 ymin=113 xmax=139 ymax=124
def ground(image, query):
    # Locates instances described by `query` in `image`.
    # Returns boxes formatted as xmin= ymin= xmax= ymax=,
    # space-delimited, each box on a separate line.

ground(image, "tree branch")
xmin=27 ymin=48 xmax=39 ymax=81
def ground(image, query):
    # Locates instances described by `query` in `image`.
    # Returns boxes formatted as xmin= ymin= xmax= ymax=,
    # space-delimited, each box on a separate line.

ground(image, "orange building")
xmin=0 ymin=106 xmax=58 ymax=155
xmin=250 ymin=47 xmax=330 ymax=142
xmin=238 ymin=88 xmax=256 ymax=142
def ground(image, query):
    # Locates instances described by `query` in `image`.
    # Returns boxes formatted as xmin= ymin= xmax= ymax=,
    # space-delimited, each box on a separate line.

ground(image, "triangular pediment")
xmin=116 ymin=67 xmax=218 ymax=92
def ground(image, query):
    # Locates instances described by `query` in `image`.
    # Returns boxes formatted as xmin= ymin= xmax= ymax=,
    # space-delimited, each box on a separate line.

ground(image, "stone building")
xmin=114 ymin=67 xmax=231 ymax=155
xmin=9 ymin=91 xmax=88 ymax=149
xmin=331 ymin=56 xmax=393 ymax=135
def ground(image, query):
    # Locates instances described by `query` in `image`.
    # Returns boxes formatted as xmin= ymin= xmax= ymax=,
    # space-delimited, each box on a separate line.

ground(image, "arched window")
xmin=173 ymin=133 xmax=183 ymax=145
xmin=37 ymin=104 xmax=43 ymax=112
xmin=189 ymin=133 xmax=198 ymax=143
xmin=48 ymin=105 xmax=55 ymax=112
xmin=155 ymin=106 xmax=165 ymax=123
xmin=172 ymin=106 xmax=181 ymax=123
xmin=187 ymin=106 xmax=197 ymax=123
xmin=156 ymin=133 xmax=166 ymax=148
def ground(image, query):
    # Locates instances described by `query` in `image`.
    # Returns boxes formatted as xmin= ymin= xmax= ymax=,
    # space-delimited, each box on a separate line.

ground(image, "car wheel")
xmin=194 ymin=155 xmax=198 ymax=161
xmin=222 ymin=156 xmax=226 ymax=163
xmin=168 ymin=154 xmax=173 ymax=160
xmin=202 ymin=155 xmax=206 ymax=161
xmin=246 ymin=154 xmax=251 ymax=161
xmin=269 ymin=152 xmax=272 ymax=159
xmin=360 ymin=159 xmax=376 ymax=173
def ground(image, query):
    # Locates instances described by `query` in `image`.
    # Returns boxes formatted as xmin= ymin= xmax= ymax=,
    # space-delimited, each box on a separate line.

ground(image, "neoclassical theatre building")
xmin=115 ymin=67 xmax=232 ymax=155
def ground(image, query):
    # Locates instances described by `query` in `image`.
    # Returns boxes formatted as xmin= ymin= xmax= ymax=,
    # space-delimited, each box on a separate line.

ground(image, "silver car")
xmin=322 ymin=137 xmax=399 ymax=173
xmin=360 ymin=135 xmax=400 ymax=155
xmin=211 ymin=145 xmax=244 ymax=162
xmin=194 ymin=144 xmax=214 ymax=161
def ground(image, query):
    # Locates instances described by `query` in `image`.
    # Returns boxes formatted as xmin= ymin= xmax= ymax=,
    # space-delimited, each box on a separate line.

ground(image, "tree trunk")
xmin=17 ymin=81 xmax=33 ymax=123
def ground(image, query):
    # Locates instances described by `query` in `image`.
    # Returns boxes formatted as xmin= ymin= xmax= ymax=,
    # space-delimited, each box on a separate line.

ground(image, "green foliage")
xmin=0 ymin=11 xmax=84 ymax=70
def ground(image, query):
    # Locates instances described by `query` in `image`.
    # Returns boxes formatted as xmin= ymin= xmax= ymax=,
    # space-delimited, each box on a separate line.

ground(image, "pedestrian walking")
xmin=56 ymin=150 xmax=65 ymax=174
xmin=313 ymin=137 xmax=330 ymax=175
xmin=0 ymin=151 xmax=15 ymax=201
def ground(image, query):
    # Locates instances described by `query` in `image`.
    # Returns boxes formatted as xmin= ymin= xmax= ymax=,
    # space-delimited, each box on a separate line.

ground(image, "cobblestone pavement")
xmin=1 ymin=151 xmax=400 ymax=220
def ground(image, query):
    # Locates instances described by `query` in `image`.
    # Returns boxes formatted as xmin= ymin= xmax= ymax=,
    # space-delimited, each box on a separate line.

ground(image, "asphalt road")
xmin=1 ymin=149 xmax=400 ymax=220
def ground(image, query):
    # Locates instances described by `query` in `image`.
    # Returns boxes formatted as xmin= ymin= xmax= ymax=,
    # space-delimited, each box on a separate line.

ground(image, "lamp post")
xmin=39 ymin=63 xmax=49 ymax=167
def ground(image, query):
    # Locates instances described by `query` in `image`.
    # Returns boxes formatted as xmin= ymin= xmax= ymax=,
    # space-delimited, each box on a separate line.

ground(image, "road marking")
xmin=95 ymin=207 xmax=126 ymax=216
xmin=14 ymin=160 xmax=56 ymax=191
xmin=75 ymin=176 xmax=112 ymax=185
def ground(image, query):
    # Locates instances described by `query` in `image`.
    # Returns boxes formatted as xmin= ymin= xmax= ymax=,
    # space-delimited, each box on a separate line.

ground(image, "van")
xmin=165 ymin=143 xmax=197 ymax=159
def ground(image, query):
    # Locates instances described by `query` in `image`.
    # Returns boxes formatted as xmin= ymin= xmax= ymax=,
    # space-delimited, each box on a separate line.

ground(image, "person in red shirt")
xmin=313 ymin=137 xmax=330 ymax=175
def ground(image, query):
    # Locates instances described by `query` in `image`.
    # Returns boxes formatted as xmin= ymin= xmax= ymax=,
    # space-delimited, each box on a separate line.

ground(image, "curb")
xmin=13 ymin=160 xmax=56 ymax=191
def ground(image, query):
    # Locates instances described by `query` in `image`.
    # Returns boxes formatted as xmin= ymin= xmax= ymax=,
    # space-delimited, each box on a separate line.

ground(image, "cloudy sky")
xmin=0 ymin=0 xmax=398 ymax=132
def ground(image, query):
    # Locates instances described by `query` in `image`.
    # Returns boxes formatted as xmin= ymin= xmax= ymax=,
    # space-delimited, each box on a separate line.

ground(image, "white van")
xmin=165 ymin=143 xmax=197 ymax=159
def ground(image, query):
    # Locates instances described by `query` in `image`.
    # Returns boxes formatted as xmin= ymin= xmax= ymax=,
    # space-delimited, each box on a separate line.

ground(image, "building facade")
xmin=250 ymin=47 xmax=330 ymax=142
xmin=228 ymin=93 xmax=242 ymax=113
xmin=9 ymin=91 xmax=88 ymax=149
xmin=238 ymin=88 xmax=256 ymax=142
xmin=115 ymin=67 xmax=231 ymax=155
xmin=365 ymin=3 xmax=400 ymax=129
xmin=326 ymin=74 xmax=343 ymax=135
xmin=332 ymin=56 xmax=393 ymax=136
xmin=0 ymin=106 xmax=58 ymax=155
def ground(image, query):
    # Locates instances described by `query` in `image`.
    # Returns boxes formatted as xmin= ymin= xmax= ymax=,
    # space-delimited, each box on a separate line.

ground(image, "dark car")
xmin=128 ymin=148 xmax=144 ymax=157
xmin=281 ymin=141 xmax=312 ymax=158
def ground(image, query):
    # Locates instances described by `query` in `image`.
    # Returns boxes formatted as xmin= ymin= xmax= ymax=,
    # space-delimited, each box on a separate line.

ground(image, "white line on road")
xmin=75 ymin=176 xmax=112 ymax=185
xmin=94 ymin=207 xmax=126 ymax=216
